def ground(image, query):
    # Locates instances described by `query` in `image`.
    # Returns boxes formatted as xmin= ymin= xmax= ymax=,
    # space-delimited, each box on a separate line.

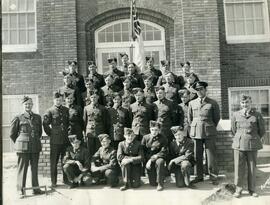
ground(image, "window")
xmin=2 ymin=95 xmax=39 ymax=152
xmin=95 ymin=19 xmax=166 ymax=73
xmin=224 ymin=0 xmax=270 ymax=43
xmin=229 ymin=87 xmax=270 ymax=145
xmin=2 ymin=0 xmax=37 ymax=52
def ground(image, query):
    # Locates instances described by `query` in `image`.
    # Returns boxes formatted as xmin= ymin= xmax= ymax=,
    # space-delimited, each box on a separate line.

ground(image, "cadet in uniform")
xmin=143 ymin=75 xmax=157 ymax=105
xmin=66 ymin=60 xmax=86 ymax=93
xmin=108 ymin=93 xmax=132 ymax=149
xmin=119 ymin=53 xmax=130 ymax=75
xmin=130 ymin=88 xmax=155 ymax=141
xmin=180 ymin=61 xmax=192 ymax=81
xmin=87 ymin=61 xmax=105 ymax=90
xmin=83 ymin=92 xmax=111 ymax=157
xmin=117 ymin=128 xmax=144 ymax=191
xmin=63 ymin=135 xmax=90 ymax=188
xmin=168 ymin=126 xmax=195 ymax=188
xmin=143 ymin=57 xmax=162 ymax=86
xmin=91 ymin=134 xmax=119 ymax=187
xmin=188 ymin=81 xmax=220 ymax=185
xmin=141 ymin=121 xmax=168 ymax=191
xmin=43 ymin=91 xmax=70 ymax=187
xmin=83 ymin=78 xmax=105 ymax=106
xmin=231 ymin=95 xmax=265 ymax=198
xmin=10 ymin=96 xmax=45 ymax=197
xmin=119 ymin=78 xmax=136 ymax=105
xmin=102 ymin=75 xmax=118 ymax=108
xmin=162 ymin=72 xmax=180 ymax=104
xmin=185 ymin=72 xmax=199 ymax=102
xmin=178 ymin=88 xmax=191 ymax=130
xmin=126 ymin=63 xmax=145 ymax=89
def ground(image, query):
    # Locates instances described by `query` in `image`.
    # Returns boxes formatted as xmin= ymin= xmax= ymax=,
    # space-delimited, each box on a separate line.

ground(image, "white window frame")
xmin=223 ymin=0 xmax=270 ymax=44
xmin=2 ymin=0 xmax=38 ymax=53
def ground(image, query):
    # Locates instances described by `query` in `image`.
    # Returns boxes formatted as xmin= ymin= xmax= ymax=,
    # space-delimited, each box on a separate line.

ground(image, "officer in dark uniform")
xmin=126 ymin=62 xmax=145 ymax=89
xmin=63 ymin=135 xmax=90 ymax=189
xmin=143 ymin=57 xmax=162 ymax=86
xmin=83 ymin=91 xmax=111 ymax=157
xmin=66 ymin=60 xmax=86 ymax=93
xmin=130 ymin=88 xmax=155 ymax=141
xmin=141 ymin=121 xmax=168 ymax=191
xmin=143 ymin=75 xmax=157 ymax=105
xmin=87 ymin=61 xmax=105 ymax=90
xmin=119 ymin=53 xmax=130 ymax=75
xmin=117 ymin=128 xmax=144 ymax=191
xmin=231 ymin=95 xmax=265 ymax=198
xmin=102 ymin=75 xmax=118 ymax=108
xmin=104 ymin=58 xmax=125 ymax=92
xmin=108 ymin=93 xmax=132 ymax=149
xmin=10 ymin=96 xmax=45 ymax=197
xmin=188 ymin=81 xmax=220 ymax=185
xmin=91 ymin=134 xmax=119 ymax=187
xmin=119 ymin=78 xmax=136 ymax=105
xmin=43 ymin=91 xmax=70 ymax=187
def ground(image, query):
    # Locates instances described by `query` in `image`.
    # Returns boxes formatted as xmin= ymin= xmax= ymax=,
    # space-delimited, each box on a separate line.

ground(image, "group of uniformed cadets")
xmin=10 ymin=54 xmax=265 ymax=198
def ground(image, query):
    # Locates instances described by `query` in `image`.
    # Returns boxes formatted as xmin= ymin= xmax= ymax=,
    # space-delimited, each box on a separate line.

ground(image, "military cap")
xmin=150 ymin=120 xmax=161 ymax=128
xmin=68 ymin=60 xmax=77 ymax=66
xmin=178 ymin=88 xmax=190 ymax=96
xmin=180 ymin=61 xmax=191 ymax=67
xmin=53 ymin=91 xmax=63 ymax=99
xmin=112 ymin=92 xmax=121 ymax=99
xmin=132 ymin=87 xmax=144 ymax=94
xmin=22 ymin=96 xmax=32 ymax=104
xmin=188 ymin=72 xmax=199 ymax=81
xmin=124 ymin=127 xmax=134 ymax=135
xmin=240 ymin=94 xmax=252 ymax=102
xmin=68 ymin=134 xmax=82 ymax=143
xmin=88 ymin=90 xmax=99 ymax=96
xmin=104 ymin=74 xmax=114 ymax=80
xmin=107 ymin=57 xmax=117 ymax=64
xmin=161 ymin=60 xmax=170 ymax=66
xmin=154 ymin=86 xmax=165 ymax=92
xmin=192 ymin=81 xmax=208 ymax=90
xmin=120 ymin=53 xmax=128 ymax=58
xmin=85 ymin=77 xmax=94 ymax=84
xmin=98 ymin=134 xmax=111 ymax=142
xmin=165 ymin=72 xmax=174 ymax=77
xmin=143 ymin=75 xmax=154 ymax=82
xmin=170 ymin=126 xmax=187 ymax=135
xmin=145 ymin=56 xmax=154 ymax=62
xmin=87 ymin=61 xmax=96 ymax=66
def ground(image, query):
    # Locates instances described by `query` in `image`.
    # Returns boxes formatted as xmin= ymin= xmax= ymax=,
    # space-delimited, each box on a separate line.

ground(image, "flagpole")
xmin=130 ymin=0 xmax=134 ymax=62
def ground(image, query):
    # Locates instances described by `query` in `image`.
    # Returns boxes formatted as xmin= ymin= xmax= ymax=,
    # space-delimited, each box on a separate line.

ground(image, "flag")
xmin=130 ymin=0 xmax=145 ymax=72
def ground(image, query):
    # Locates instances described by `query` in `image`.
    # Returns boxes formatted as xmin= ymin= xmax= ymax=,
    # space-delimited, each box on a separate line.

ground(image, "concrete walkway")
xmin=2 ymin=153 xmax=270 ymax=205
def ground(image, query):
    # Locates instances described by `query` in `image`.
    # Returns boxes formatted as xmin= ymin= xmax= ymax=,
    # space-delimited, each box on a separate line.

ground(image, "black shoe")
xmin=211 ymin=180 xmax=219 ymax=185
xmin=249 ymin=191 xmax=258 ymax=197
xmin=17 ymin=190 xmax=24 ymax=199
xmin=33 ymin=189 xmax=45 ymax=195
xmin=187 ymin=183 xmax=197 ymax=189
xmin=191 ymin=177 xmax=204 ymax=184
xmin=120 ymin=185 xmax=129 ymax=191
xmin=51 ymin=183 xmax=57 ymax=188
xmin=69 ymin=182 xmax=79 ymax=189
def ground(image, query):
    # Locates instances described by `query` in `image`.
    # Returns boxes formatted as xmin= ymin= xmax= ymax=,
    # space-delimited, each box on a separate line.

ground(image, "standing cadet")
xmin=43 ymin=91 xmax=70 ymax=187
xmin=162 ymin=72 xmax=180 ymax=104
xmin=231 ymin=95 xmax=265 ymax=198
xmin=83 ymin=92 xmax=111 ymax=157
xmin=91 ymin=134 xmax=119 ymax=187
xmin=120 ymin=78 xmax=136 ymax=105
xmin=126 ymin=63 xmax=145 ymax=89
xmin=119 ymin=53 xmax=130 ymax=75
xmin=178 ymin=88 xmax=191 ymax=131
xmin=143 ymin=75 xmax=157 ymax=105
xmin=10 ymin=96 xmax=45 ymax=198
xmin=130 ymin=88 xmax=155 ymax=141
xmin=143 ymin=57 xmax=162 ymax=86
xmin=117 ymin=128 xmax=144 ymax=191
xmin=188 ymin=81 xmax=220 ymax=185
xmin=168 ymin=126 xmax=195 ymax=188
xmin=104 ymin=58 xmax=125 ymax=92
xmin=102 ymin=75 xmax=118 ymax=108
xmin=185 ymin=72 xmax=199 ymax=102
xmin=66 ymin=60 xmax=86 ymax=93
xmin=108 ymin=93 xmax=132 ymax=149
xmin=142 ymin=121 xmax=168 ymax=191
xmin=87 ymin=61 xmax=105 ymax=90
xmin=83 ymin=78 xmax=105 ymax=106
xmin=180 ymin=61 xmax=192 ymax=81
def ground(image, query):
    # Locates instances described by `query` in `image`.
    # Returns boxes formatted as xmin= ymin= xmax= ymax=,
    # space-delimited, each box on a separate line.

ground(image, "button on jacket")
xmin=117 ymin=140 xmax=144 ymax=164
xmin=43 ymin=105 xmax=70 ymax=145
xmin=10 ymin=112 xmax=42 ymax=153
xmin=231 ymin=108 xmax=265 ymax=151
xmin=188 ymin=97 xmax=220 ymax=139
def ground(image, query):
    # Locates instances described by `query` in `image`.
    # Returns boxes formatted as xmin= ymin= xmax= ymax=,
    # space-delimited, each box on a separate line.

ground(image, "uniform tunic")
xmin=143 ymin=67 xmax=162 ymax=86
xmin=162 ymin=83 xmax=180 ymax=104
xmin=104 ymin=68 xmax=125 ymax=92
xmin=126 ymin=73 xmax=145 ymax=89
xmin=59 ymin=86 xmax=84 ymax=108
xmin=67 ymin=104 xmax=84 ymax=140
xmin=144 ymin=86 xmax=157 ymax=105
xmin=88 ymin=72 xmax=105 ymax=89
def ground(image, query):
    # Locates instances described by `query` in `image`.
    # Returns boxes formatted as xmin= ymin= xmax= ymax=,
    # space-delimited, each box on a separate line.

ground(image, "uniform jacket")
xmin=69 ymin=72 xmax=86 ymax=93
xmin=82 ymin=88 xmax=105 ymax=106
xmin=101 ymin=85 xmax=118 ymax=107
xmin=178 ymin=103 xmax=188 ymax=129
xmin=117 ymin=140 xmax=144 ymax=164
xmin=119 ymin=89 xmax=136 ymax=105
xmin=43 ymin=105 xmax=70 ymax=145
xmin=10 ymin=112 xmax=42 ymax=153
xmin=126 ymin=73 xmax=145 ymax=89
xmin=130 ymin=101 xmax=155 ymax=135
xmin=88 ymin=72 xmax=105 ymax=89
xmin=91 ymin=146 xmax=118 ymax=169
xmin=144 ymin=86 xmax=157 ymax=105
xmin=59 ymin=86 xmax=84 ymax=108
xmin=63 ymin=145 xmax=90 ymax=169
xmin=83 ymin=104 xmax=110 ymax=136
xmin=163 ymin=83 xmax=180 ymax=104
xmin=104 ymin=68 xmax=125 ymax=92
xmin=169 ymin=138 xmax=195 ymax=166
xmin=231 ymin=108 xmax=265 ymax=151
xmin=67 ymin=104 xmax=84 ymax=139
xmin=188 ymin=97 xmax=220 ymax=139
xmin=143 ymin=67 xmax=162 ymax=86
xmin=108 ymin=106 xmax=132 ymax=141
xmin=141 ymin=133 xmax=168 ymax=161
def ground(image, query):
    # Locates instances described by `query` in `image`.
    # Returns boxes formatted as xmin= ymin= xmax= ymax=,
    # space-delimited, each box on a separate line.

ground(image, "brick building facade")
xmin=2 ymin=0 xmax=270 ymax=172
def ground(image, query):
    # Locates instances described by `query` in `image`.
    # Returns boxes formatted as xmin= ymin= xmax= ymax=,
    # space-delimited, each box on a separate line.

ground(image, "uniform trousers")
xmin=234 ymin=150 xmax=257 ymax=193
xmin=17 ymin=153 xmax=40 ymax=191
xmin=194 ymin=138 xmax=218 ymax=181
xmin=146 ymin=158 xmax=166 ymax=186
xmin=63 ymin=164 xmax=81 ymax=182
xmin=50 ymin=144 xmax=68 ymax=185
xmin=170 ymin=160 xmax=192 ymax=187
xmin=86 ymin=135 xmax=101 ymax=158
xmin=120 ymin=163 xmax=141 ymax=188
xmin=92 ymin=168 xmax=119 ymax=187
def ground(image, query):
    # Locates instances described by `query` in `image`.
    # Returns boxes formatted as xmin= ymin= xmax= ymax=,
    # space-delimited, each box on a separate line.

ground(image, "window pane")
xmin=227 ymin=21 xmax=235 ymax=35
xmin=226 ymin=5 xmax=234 ymax=20
xmin=114 ymin=32 xmax=121 ymax=42
xmin=98 ymin=32 xmax=106 ymax=43
xmin=10 ymin=30 xmax=18 ymax=44
xmin=27 ymin=13 xmax=35 ymax=28
xmin=244 ymin=4 xmax=253 ymax=19
xmin=10 ymin=14 xmax=18 ymax=29
xmin=9 ymin=0 xmax=18 ymax=11
xmin=255 ymin=20 xmax=264 ymax=34
xmin=19 ymin=30 xmax=27 ymax=44
xmin=235 ymin=4 xmax=244 ymax=19
xmin=122 ymin=22 xmax=129 ymax=31
xmin=2 ymin=15 xmax=8 ymax=29
xmin=2 ymin=30 xmax=9 ymax=44
xmin=254 ymin=3 xmax=263 ymax=18
xmin=106 ymin=26 xmax=113 ymax=32
xmin=246 ymin=20 xmax=255 ymax=35
xmin=2 ymin=0 xmax=9 ymax=12
xmin=27 ymin=0 xmax=35 ymax=11
xmin=122 ymin=32 xmax=129 ymax=41
xmin=146 ymin=31 xmax=153 ymax=41
xmin=19 ymin=14 xmax=27 ymax=28
xmin=154 ymin=31 xmax=161 ymax=40
xmin=235 ymin=20 xmax=245 ymax=35
xmin=28 ymin=29 xmax=35 ymax=43
xmin=106 ymin=32 xmax=113 ymax=42
xmin=114 ymin=24 xmax=121 ymax=32
xmin=18 ymin=0 xmax=27 ymax=11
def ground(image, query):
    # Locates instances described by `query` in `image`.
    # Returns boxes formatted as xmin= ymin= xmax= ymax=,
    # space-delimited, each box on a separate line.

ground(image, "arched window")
xmin=95 ymin=19 xmax=166 ymax=73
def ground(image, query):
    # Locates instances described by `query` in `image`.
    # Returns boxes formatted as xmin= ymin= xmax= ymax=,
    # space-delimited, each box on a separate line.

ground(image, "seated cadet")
xmin=102 ymin=75 xmax=118 ymax=108
xmin=87 ymin=61 xmax=105 ymax=90
xmin=120 ymin=78 xmax=136 ymax=105
xmin=117 ymin=128 xmax=144 ymax=191
xmin=126 ymin=63 xmax=145 ymax=89
xmin=141 ymin=121 xmax=168 ymax=191
xmin=168 ymin=126 xmax=195 ymax=188
xmin=143 ymin=75 xmax=157 ymax=105
xmin=63 ymin=135 xmax=90 ymax=189
xmin=91 ymin=134 xmax=119 ymax=187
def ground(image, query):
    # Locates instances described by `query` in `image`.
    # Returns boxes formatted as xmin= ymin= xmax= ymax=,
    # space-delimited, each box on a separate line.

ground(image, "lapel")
xmin=200 ymin=97 xmax=208 ymax=108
